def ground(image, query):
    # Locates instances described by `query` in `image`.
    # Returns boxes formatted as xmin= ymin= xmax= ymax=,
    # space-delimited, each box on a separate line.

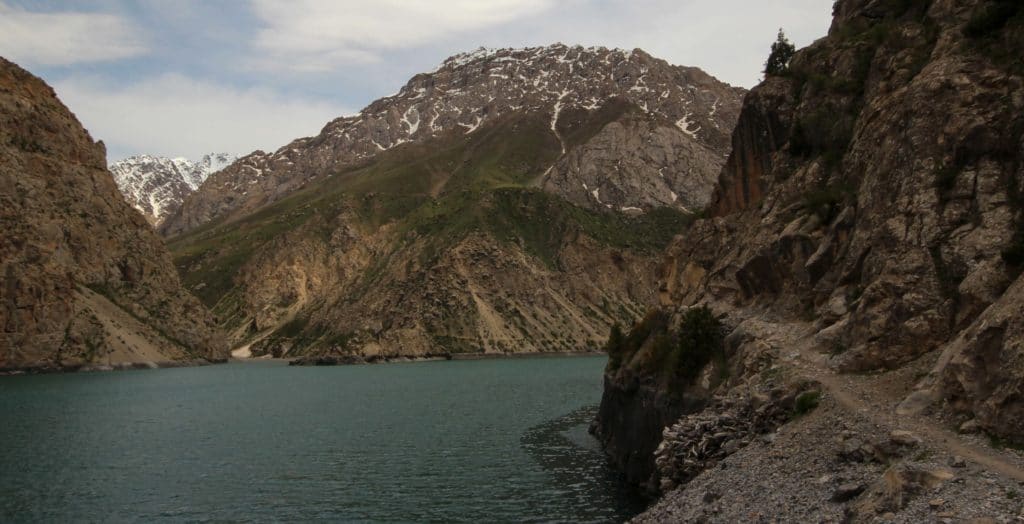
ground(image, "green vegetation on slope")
xmin=605 ymin=305 xmax=727 ymax=392
xmin=169 ymin=106 xmax=695 ymax=325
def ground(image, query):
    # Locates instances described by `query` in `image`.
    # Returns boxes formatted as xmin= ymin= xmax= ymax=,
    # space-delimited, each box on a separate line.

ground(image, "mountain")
xmin=0 ymin=57 xmax=227 ymax=371
xmin=594 ymin=0 xmax=1024 ymax=520
xmin=109 ymin=153 xmax=236 ymax=226
xmin=164 ymin=44 xmax=745 ymax=361
xmin=160 ymin=44 xmax=744 ymax=236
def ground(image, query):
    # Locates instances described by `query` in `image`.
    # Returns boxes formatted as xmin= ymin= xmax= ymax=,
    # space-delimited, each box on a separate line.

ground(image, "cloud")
xmin=0 ymin=2 xmax=148 ymax=66
xmin=248 ymin=0 xmax=559 ymax=71
xmin=452 ymin=0 xmax=834 ymax=88
xmin=52 ymin=74 xmax=350 ymax=161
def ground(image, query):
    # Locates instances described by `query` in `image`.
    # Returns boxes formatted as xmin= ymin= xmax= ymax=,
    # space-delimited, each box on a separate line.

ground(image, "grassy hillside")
xmin=168 ymin=108 xmax=696 ymax=355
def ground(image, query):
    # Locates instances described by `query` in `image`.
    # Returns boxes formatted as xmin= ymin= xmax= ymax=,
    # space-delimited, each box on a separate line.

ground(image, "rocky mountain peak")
xmin=109 ymin=153 xmax=237 ymax=226
xmin=160 ymin=43 xmax=744 ymax=236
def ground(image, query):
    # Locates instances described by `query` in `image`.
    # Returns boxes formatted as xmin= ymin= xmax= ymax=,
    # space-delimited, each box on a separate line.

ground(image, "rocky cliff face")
xmin=164 ymin=46 xmax=743 ymax=360
xmin=160 ymin=44 xmax=743 ymax=236
xmin=671 ymin=0 xmax=1023 ymax=430
xmin=169 ymin=108 xmax=705 ymax=360
xmin=109 ymin=153 xmax=235 ymax=226
xmin=0 ymin=57 xmax=226 ymax=370
xmin=596 ymin=0 xmax=1024 ymax=519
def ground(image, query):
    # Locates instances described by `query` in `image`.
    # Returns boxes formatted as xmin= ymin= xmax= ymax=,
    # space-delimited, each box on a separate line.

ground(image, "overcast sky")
xmin=0 ymin=0 xmax=834 ymax=161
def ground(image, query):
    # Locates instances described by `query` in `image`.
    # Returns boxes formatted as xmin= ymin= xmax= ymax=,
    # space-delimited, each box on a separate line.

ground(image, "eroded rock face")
xmin=544 ymin=109 xmax=724 ymax=213
xmin=225 ymin=204 xmax=665 ymax=359
xmin=160 ymin=44 xmax=744 ymax=236
xmin=941 ymin=273 xmax=1024 ymax=438
xmin=655 ymin=0 xmax=1022 ymax=426
xmin=0 ymin=57 xmax=226 ymax=369
xmin=597 ymin=0 xmax=1024 ymax=499
xmin=592 ymin=375 xmax=699 ymax=492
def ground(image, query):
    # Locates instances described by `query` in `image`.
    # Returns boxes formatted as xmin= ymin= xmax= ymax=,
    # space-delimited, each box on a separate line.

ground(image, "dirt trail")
xmin=750 ymin=319 xmax=1024 ymax=482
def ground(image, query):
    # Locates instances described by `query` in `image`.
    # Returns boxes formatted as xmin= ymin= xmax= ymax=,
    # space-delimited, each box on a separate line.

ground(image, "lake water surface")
xmin=0 ymin=356 xmax=646 ymax=522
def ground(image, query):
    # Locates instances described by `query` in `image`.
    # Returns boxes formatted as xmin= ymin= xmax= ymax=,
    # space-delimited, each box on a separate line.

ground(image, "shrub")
xmin=603 ymin=310 xmax=670 ymax=373
xmin=793 ymin=391 xmax=822 ymax=416
xmin=675 ymin=305 xmax=726 ymax=383
xmin=935 ymin=164 xmax=960 ymax=193
xmin=963 ymin=0 xmax=1024 ymax=74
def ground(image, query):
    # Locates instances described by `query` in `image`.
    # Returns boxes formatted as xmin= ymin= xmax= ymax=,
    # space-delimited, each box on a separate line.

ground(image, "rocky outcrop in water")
xmin=0 ymin=57 xmax=226 ymax=370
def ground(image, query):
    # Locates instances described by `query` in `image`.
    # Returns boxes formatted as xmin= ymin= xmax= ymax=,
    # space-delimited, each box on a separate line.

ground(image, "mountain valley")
xmin=1 ymin=1 xmax=1023 ymax=521
xmin=162 ymin=45 xmax=745 ymax=361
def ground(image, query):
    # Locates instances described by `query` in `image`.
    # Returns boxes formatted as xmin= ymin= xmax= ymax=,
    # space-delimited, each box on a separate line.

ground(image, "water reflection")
xmin=522 ymin=405 xmax=650 ymax=523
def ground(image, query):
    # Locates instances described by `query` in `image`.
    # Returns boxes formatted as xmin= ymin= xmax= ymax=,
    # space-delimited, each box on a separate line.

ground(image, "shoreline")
xmin=0 ymin=357 xmax=228 ymax=377
xmin=2 ymin=351 xmax=608 ymax=374
xmin=287 ymin=350 xmax=607 ymax=366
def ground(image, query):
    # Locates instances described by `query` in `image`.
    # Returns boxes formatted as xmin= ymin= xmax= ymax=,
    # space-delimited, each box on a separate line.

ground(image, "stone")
xmin=889 ymin=430 xmax=922 ymax=447
xmin=831 ymin=483 xmax=866 ymax=503
xmin=958 ymin=419 xmax=981 ymax=435
xmin=722 ymin=439 xmax=743 ymax=454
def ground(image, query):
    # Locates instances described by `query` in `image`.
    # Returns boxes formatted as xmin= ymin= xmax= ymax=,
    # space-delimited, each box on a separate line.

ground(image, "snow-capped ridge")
xmin=161 ymin=43 xmax=745 ymax=236
xmin=110 ymin=153 xmax=237 ymax=225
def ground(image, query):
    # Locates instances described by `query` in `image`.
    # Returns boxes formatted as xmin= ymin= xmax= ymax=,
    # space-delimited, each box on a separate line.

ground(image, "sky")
xmin=0 ymin=0 xmax=834 ymax=162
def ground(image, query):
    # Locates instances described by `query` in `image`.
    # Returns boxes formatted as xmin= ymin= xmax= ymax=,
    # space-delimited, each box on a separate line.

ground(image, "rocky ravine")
xmin=167 ymin=46 xmax=744 ymax=362
xmin=0 ymin=57 xmax=226 ymax=371
xmin=110 ymin=153 xmax=236 ymax=226
xmin=594 ymin=0 xmax=1024 ymax=521
xmin=160 ymin=44 xmax=743 ymax=236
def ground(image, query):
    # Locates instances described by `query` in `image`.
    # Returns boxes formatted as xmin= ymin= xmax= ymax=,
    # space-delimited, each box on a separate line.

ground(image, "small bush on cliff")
xmin=604 ymin=310 xmax=671 ymax=373
xmin=793 ymin=390 xmax=821 ymax=417
xmin=765 ymin=29 xmax=796 ymax=76
xmin=674 ymin=305 xmax=726 ymax=384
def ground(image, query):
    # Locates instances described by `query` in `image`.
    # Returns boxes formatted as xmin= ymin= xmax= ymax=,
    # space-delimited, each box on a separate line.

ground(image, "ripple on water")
xmin=0 ymin=356 xmax=647 ymax=522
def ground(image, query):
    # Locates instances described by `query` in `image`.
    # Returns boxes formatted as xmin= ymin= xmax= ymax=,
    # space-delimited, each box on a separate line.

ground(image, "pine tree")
xmin=765 ymin=29 xmax=796 ymax=77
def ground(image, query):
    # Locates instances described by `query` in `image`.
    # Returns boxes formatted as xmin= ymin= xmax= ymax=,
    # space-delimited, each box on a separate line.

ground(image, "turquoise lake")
xmin=0 ymin=356 xmax=646 ymax=522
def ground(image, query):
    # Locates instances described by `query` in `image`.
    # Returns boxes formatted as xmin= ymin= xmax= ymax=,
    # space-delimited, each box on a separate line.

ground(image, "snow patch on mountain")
xmin=110 ymin=153 xmax=237 ymax=226
xmin=160 ymin=43 xmax=745 ymax=236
